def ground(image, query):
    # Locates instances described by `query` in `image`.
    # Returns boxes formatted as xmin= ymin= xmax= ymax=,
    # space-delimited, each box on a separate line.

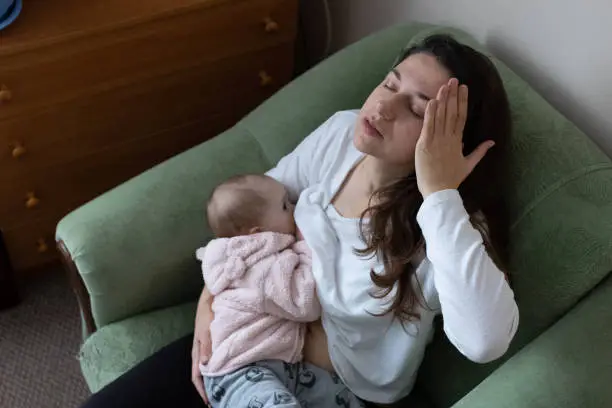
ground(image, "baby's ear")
xmin=248 ymin=226 xmax=261 ymax=235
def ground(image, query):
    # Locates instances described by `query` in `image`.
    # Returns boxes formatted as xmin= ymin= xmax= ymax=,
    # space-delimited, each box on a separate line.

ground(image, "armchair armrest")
xmin=56 ymin=127 xmax=271 ymax=333
xmin=452 ymin=275 xmax=612 ymax=408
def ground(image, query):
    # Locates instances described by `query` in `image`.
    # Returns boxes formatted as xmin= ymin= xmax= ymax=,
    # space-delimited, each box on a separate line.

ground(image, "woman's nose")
xmin=374 ymin=99 xmax=395 ymax=121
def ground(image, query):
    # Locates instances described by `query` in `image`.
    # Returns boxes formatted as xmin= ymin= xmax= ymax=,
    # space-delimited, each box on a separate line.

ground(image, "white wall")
xmin=312 ymin=0 xmax=612 ymax=155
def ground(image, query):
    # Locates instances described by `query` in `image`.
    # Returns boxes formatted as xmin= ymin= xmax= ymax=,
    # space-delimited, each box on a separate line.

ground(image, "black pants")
xmin=81 ymin=334 xmax=206 ymax=408
xmin=80 ymin=334 xmax=427 ymax=408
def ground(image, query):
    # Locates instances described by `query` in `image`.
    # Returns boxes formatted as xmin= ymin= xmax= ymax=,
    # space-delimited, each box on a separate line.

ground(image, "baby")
xmin=198 ymin=174 xmax=356 ymax=408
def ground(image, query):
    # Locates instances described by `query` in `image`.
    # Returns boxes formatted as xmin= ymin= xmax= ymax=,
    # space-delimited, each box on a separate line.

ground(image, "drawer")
xmin=0 ymin=0 xmax=298 ymax=120
xmin=0 ymin=43 xmax=294 ymax=181
xmin=0 ymin=108 xmax=252 ymax=231
xmin=2 ymin=217 xmax=58 ymax=271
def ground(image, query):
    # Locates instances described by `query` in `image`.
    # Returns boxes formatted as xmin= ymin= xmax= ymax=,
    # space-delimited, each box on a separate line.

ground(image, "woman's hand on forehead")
xmin=414 ymin=78 xmax=496 ymax=198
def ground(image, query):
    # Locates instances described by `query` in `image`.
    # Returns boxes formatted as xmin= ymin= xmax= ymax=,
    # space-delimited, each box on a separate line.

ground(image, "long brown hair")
xmin=356 ymin=34 xmax=512 ymax=323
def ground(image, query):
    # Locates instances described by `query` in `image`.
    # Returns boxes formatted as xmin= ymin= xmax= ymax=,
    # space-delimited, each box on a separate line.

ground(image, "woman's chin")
xmin=353 ymin=130 xmax=380 ymax=156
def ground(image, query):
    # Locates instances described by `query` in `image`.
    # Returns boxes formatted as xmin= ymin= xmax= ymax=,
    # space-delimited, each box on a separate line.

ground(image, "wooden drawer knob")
xmin=25 ymin=192 xmax=40 ymax=209
xmin=11 ymin=142 xmax=27 ymax=159
xmin=36 ymin=238 xmax=49 ymax=253
xmin=259 ymin=71 xmax=273 ymax=87
xmin=0 ymin=84 xmax=12 ymax=103
xmin=263 ymin=17 xmax=279 ymax=33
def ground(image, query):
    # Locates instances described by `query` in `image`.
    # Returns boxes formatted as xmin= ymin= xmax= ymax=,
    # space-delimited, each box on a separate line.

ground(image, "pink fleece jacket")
xmin=196 ymin=232 xmax=320 ymax=377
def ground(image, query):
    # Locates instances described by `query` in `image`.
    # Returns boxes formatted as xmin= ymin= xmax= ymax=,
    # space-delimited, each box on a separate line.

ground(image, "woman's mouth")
xmin=362 ymin=117 xmax=384 ymax=139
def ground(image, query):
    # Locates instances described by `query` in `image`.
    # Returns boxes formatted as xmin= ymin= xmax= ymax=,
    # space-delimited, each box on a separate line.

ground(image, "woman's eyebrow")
xmin=391 ymin=68 xmax=432 ymax=102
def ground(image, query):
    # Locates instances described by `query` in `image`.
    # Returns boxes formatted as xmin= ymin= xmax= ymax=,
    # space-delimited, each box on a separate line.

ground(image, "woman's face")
xmin=354 ymin=53 xmax=451 ymax=170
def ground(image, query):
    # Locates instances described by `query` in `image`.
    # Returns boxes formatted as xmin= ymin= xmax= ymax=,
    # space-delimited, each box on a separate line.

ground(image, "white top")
xmin=266 ymin=110 xmax=519 ymax=403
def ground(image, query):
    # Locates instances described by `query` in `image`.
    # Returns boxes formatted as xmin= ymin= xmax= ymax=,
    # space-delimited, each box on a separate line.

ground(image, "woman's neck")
xmin=359 ymin=155 xmax=413 ymax=195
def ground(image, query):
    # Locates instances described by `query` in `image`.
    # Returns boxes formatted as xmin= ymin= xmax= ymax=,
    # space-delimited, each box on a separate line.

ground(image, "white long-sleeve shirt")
xmin=266 ymin=110 xmax=519 ymax=403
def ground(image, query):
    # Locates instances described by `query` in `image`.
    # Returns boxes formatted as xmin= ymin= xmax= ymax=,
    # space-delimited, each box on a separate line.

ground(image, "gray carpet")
xmin=0 ymin=268 xmax=90 ymax=408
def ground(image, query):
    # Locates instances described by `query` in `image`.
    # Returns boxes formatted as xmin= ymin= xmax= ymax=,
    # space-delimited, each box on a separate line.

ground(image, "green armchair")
xmin=57 ymin=23 xmax=612 ymax=407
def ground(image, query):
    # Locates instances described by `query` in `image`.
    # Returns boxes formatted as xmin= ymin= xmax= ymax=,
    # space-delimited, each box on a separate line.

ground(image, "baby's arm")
xmin=262 ymin=241 xmax=321 ymax=322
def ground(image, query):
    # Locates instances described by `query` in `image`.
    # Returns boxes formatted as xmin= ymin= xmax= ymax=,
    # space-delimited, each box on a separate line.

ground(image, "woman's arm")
xmin=417 ymin=190 xmax=519 ymax=363
xmin=414 ymin=79 xmax=518 ymax=363
xmin=191 ymin=287 xmax=214 ymax=403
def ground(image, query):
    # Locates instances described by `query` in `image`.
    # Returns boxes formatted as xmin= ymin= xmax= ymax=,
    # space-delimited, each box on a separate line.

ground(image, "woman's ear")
xmin=248 ymin=226 xmax=261 ymax=235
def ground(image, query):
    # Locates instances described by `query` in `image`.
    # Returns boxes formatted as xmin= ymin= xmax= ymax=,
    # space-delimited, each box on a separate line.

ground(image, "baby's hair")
xmin=206 ymin=174 xmax=272 ymax=238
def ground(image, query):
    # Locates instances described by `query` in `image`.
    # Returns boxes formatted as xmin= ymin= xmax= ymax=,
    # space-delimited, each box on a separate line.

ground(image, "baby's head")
xmin=206 ymin=174 xmax=296 ymax=238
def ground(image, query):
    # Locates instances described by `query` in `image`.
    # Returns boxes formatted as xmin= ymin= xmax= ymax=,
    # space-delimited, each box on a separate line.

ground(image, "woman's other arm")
xmin=417 ymin=190 xmax=519 ymax=363
xmin=191 ymin=287 xmax=214 ymax=403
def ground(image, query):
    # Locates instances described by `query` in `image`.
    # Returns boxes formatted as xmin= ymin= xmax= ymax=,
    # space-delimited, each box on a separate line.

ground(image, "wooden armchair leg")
xmin=0 ymin=230 xmax=20 ymax=311
xmin=58 ymin=240 xmax=97 ymax=336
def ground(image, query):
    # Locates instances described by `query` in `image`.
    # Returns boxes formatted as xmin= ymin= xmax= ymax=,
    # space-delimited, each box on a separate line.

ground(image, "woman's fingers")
xmin=465 ymin=140 xmax=495 ymax=174
xmin=421 ymin=100 xmax=437 ymax=143
xmin=191 ymin=339 xmax=209 ymax=405
xmin=445 ymin=79 xmax=459 ymax=135
xmin=435 ymin=85 xmax=447 ymax=136
xmin=455 ymin=84 xmax=469 ymax=135
xmin=192 ymin=288 xmax=214 ymax=406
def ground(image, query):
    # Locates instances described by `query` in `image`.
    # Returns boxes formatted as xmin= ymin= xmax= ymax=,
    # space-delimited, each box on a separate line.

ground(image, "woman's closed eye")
xmin=382 ymin=78 xmax=398 ymax=92
xmin=382 ymin=78 xmax=424 ymax=119
xmin=410 ymin=107 xmax=425 ymax=119
xmin=403 ymin=99 xmax=425 ymax=120
xmin=405 ymin=97 xmax=426 ymax=119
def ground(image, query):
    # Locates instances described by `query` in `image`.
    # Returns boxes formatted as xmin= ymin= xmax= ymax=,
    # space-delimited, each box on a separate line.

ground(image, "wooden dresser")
xmin=0 ymin=0 xmax=298 ymax=273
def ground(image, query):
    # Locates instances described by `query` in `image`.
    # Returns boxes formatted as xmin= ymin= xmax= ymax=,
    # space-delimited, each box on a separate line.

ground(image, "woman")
xmin=82 ymin=34 xmax=518 ymax=408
